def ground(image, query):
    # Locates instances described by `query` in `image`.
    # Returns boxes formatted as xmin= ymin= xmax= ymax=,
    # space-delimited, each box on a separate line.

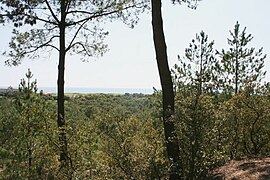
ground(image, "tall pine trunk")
xmin=58 ymin=24 xmax=68 ymax=162
xmin=151 ymin=0 xmax=181 ymax=179
xmin=58 ymin=0 xmax=68 ymax=166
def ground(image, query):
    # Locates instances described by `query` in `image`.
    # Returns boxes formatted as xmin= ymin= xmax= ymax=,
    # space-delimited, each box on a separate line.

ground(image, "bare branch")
xmin=34 ymin=15 xmax=58 ymax=25
xmin=66 ymin=10 xmax=96 ymax=16
xmin=44 ymin=0 xmax=60 ymax=24
xmin=66 ymin=3 xmax=140 ymax=27
xmin=1 ymin=12 xmax=58 ymax=26
xmin=66 ymin=2 xmax=114 ymax=16
xmin=24 ymin=35 xmax=60 ymax=55
xmin=66 ymin=20 xmax=88 ymax=52
xmin=65 ymin=0 xmax=72 ymax=13
xmin=70 ymin=42 xmax=91 ymax=56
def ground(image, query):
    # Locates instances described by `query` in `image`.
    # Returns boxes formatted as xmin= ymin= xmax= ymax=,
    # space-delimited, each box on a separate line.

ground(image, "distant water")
xmin=39 ymin=87 xmax=154 ymax=94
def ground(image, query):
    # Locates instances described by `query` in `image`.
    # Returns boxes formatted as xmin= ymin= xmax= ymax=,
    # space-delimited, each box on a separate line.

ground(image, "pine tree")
xmin=217 ymin=21 xmax=267 ymax=94
xmin=173 ymin=31 xmax=218 ymax=95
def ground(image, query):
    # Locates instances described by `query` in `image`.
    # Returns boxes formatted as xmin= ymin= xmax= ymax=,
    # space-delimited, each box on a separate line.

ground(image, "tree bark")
xmin=58 ymin=0 xmax=68 ymax=163
xmin=235 ymin=43 xmax=239 ymax=94
xmin=151 ymin=0 xmax=181 ymax=179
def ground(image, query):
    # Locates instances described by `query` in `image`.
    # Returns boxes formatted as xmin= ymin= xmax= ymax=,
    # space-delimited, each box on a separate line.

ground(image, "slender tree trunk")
xmin=151 ymin=0 xmax=180 ymax=179
xmin=58 ymin=1 xmax=68 ymax=164
xmin=199 ymin=47 xmax=203 ymax=95
xmin=58 ymin=25 xmax=68 ymax=162
xmin=235 ymin=44 xmax=239 ymax=94
xmin=234 ymin=25 xmax=240 ymax=94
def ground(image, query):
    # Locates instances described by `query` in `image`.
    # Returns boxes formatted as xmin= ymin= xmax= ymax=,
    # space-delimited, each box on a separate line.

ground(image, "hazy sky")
xmin=1 ymin=0 xmax=269 ymax=89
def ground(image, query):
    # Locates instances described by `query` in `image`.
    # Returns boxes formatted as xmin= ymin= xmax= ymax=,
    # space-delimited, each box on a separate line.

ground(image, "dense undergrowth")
xmin=1 ymin=86 xmax=270 ymax=179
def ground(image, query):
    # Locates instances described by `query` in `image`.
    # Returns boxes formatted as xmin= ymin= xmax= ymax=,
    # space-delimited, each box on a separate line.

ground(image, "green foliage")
xmin=171 ymin=22 xmax=269 ymax=179
xmin=219 ymin=92 xmax=270 ymax=159
xmin=0 ymin=0 xmax=149 ymax=64
xmin=65 ymin=93 xmax=155 ymax=120
xmin=95 ymin=115 xmax=166 ymax=179
xmin=171 ymin=0 xmax=201 ymax=9
xmin=0 ymin=21 xmax=269 ymax=179
xmin=1 ymin=1 xmax=150 ymax=173
xmin=217 ymin=21 xmax=267 ymax=94
xmin=61 ymin=93 xmax=166 ymax=178
xmin=0 ymin=70 xmax=58 ymax=179
xmin=175 ymin=93 xmax=229 ymax=179
xmin=1 ymin=85 xmax=270 ymax=179
xmin=172 ymin=31 xmax=218 ymax=95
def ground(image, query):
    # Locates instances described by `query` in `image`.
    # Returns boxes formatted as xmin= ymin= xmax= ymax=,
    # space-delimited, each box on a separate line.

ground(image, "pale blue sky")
xmin=1 ymin=0 xmax=269 ymax=89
